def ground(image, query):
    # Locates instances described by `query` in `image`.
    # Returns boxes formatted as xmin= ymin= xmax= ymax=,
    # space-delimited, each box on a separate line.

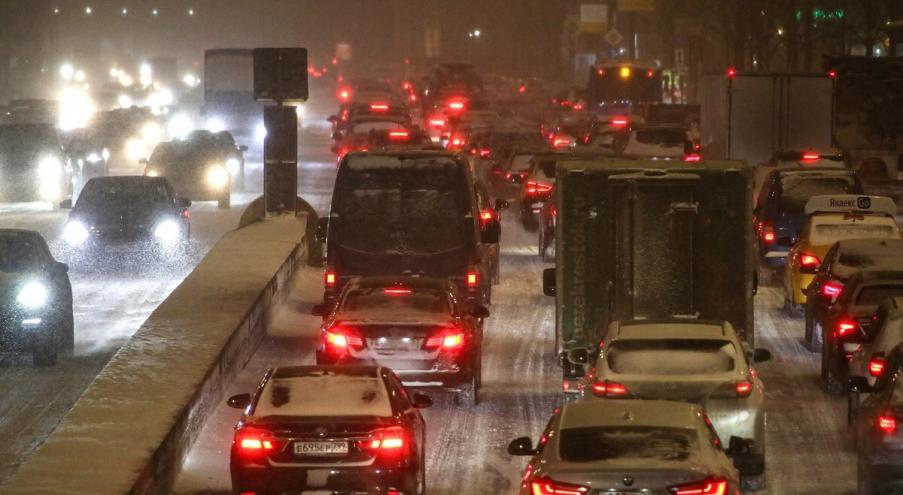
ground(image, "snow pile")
xmin=0 ymin=214 xmax=307 ymax=495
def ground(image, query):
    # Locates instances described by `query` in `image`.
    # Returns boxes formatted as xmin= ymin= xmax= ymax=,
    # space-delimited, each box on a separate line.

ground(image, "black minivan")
xmin=318 ymin=150 xmax=503 ymax=306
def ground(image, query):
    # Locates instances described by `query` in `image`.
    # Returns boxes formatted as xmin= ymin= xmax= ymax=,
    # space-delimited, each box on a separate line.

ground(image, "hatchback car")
xmin=576 ymin=319 xmax=771 ymax=490
xmin=62 ymin=176 xmax=191 ymax=256
xmin=509 ymin=400 xmax=745 ymax=495
xmin=228 ymin=365 xmax=431 ymax=495
xmin=313 ymin=276 xmax=488 ymax=406
xmin=850 ymin=297 xmax=903 ymax=389
xmin=0 ymin=229 xmax=73 ymax=366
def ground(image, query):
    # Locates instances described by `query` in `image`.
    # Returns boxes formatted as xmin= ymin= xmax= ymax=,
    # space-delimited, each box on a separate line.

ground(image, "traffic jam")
xmin=3 ymin=2 xmax=903 ymax=495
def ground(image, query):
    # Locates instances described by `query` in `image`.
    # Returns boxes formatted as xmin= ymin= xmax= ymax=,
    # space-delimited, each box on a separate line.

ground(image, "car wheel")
xmin=60 ymin=308 xmax=75 ymax=353
xmin=455 ymin=374 xmax=479 ymax=407
xmin=33 ymin=336 xmax=58 ymax=367
xmin=809 ymin=320 xmax=824 ymax=353
xmin=822 ymin=348 xmax=844 ymax=395
xmin=741 ymin=473 xmax=765 ymax=492
xmin=475 ymin=347 xmax=483 ymax=389
xmin=784 ymin=298 xmax=801 ymax=318
xmin=539 ymin=228 xmax=554 ymax=263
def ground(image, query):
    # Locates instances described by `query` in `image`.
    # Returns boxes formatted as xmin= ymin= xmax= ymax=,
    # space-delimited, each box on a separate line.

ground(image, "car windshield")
xmin=341 ymin=288 xmax=450 ymax=315
xmin=78 ymin=179 xmax=170 ymax=207
xmin=856 ymin=285 xmax=903 ymax=306
xmin=559 ymin=426 xmax=698 ymax=462
xmin=333 ymin=156 xmax=470 ymax=254
xmin=607 ymin=339 xmax=737 ymax=375
xmin=780 ymin=176 xmax=857 ymax=213
xmin=0 ymin=235 xmax=44 ymax=272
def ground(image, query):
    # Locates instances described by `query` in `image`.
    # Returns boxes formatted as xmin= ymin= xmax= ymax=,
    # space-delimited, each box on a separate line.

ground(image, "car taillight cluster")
xmin=591 ymin=380 xmax=629 ymax=398
xmin=552 ymin=137 xmax=572 ymax=148
xmin=388 ymin=129 xmax=410 ymax=141
xmin=798 ymin=252 xmax=821 ymax=270
xmin=359 ymin=426 xmax=406 ymax=455
xmin=526 ymin=180 xmax=553 ymax=199
xmin=479 ymin=210 xmax=495 ymax=227
xmin=325 ymin=326 xmax=365 ymax=350
xmin=869 ymin=353 xmax=886 ymax=377
xmin=530 ymin=476 xmax=589 ymax=495
xmin=878 ymin=413 xmax=898 ymax=435
xmin=835 ymin=319 xmax=859 ymax=339
xmin=425 ymin=327 xmax=465 ymax=350
xmin=821 ymin=280 xmax=844 ymax=302
xmin=324 ymin=270 xmax=337 ymax=288
xmin=683 ymin=153 xmax=703 ymax=162
xmin=667 ymin=476 xmax=728 ymax=495
xmin=757 ymin=221 xmax=775 ymax=244
xmin=466 ymin=271 xmax=479 ymax=289
xmin=235 ymin=427 xmax=280 ymax=456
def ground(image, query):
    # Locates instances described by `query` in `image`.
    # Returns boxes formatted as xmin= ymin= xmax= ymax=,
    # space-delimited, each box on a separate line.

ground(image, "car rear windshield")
xmin=511 ymin=154 xmax=534 ymax=172
xmin=856 ymin=285 xmax=903 ymax=306
xmin=341 ymin=288 xmax=449 ymax=315
xmin=333 ymin=156 xmax=471 ymax=254
xmin=607 ymin=339 xmax=737 ymax=375
xmin=811 ymin=221 xmax=900 ymax=246
xmin=0 ymin=235 xmax=44 ymax=272
xmin=539 ymin=161 xmax=557 ymax=180
xmin=255 ymin=373 xmax=392 ymax=418
xmin=559 ymin=426 xmax=698 ymax=462
xmin=779 ymin=176 xmax=857 ymax=213
xmin=632 ymin=129 xmax=687 ymax=147
xmin=78 ymin=179 xmax=170 ymax=207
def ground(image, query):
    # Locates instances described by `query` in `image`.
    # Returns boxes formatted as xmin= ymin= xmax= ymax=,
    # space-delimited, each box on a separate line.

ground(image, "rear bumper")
xmin=0 ymin=316 xmax=53 ymax=351
xmin=233 ymin=463 xmax=410 ymax=494
xmin=324 ymin=353 xmax=473 ymax=389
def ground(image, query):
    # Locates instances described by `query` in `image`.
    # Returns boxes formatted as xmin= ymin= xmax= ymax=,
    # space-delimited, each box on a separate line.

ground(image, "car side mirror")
xmin=176 ymin=198 xmax=192 ymax=208
xmin=316 ymin=217 xmax=329 ymax=243
xmin=753 ymin=348 xmax=772 ymax=363
xmin=59 ymin=199 xmax=73 ymax=209
xmin=848 ymin=376 xmax=873 ymax=394
xmin=53 ymin=261 xmax=69 ymax=274
xmin=726 ymin=436 xmax=752 ymax=456
xmin=227 ymin=393 xmax=251 ymax=409
xmin=566 ymin=348 xmax=589 ymax=365
xmin=237 ymin=145 xmax=248 ymax=152
xmin=471 ymin=305 xmax=490 ymax=319
xmin=494 ymin=198 xmax=509 ymax=211
xmin=507 ymin=436 xmax=537 ymax=456
xmin=412 ymin=392 xmax=433 ymax=409
xmin=311 ymin=303 xmax=329 ymax=317
xmin=138 ymin=158 xmax=148 ymax=165
xmin=543 ymin=268 xmax=556 ymax=296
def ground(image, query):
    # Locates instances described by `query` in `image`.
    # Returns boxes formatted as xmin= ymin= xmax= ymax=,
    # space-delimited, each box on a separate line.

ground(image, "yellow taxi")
xmin=784 ymin=195 xmax=901 ymax=315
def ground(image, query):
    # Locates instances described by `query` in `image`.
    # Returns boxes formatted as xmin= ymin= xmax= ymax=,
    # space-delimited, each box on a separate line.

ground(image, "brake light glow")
xmin=425 ymin=328 xmax=465 ymax=349
xmin=480 ymin=210 xmax=494 ymax=223
xmin=736 ymin=380 xmax=753 ymax=397
xmin=759 ymin=221 xmax=775 ymax=243
xmin=526 ymin=181 xmax=553 ymax=196
xmin=836 ymin=319 xmax=858 ymax=338
xmin=448 ymin=100 xmax=466 ymax=111
xmin=384 ymin=288 xmax=412 ymax=296
xmin=597 ymin=68 xmax=605 ymax=76
xmin=822 ymin=280 xmax=844 ymax=299
xmin=802 ymin=151 xmax=820 ymax=162
xmin=799 ymin=253 xmax=821 ymax=268
xmin=727 ymin=67 xmax=737 ymax=78
xmin=429 ymin=118 xmax=446 ymax=127
xmin=668 ymin=476 xmax=728 ymax=495
xmin=828 ymin=70 xmax=838 ymax=78
xmin=360 ymin=426 xmax=406 ymax=454
xmin=338 ymin=89 xmax=351 ymax=101
xmin=236 ymin=428 xmax=276 ymax=454
xmin=370 ymin=102 xmax=389 ymax=111
xmin=878 ymin=414 xmax=897 ymax=434
xmin=325 ymin=326 xmax=364 ymax=349
xmin=466 ymin=271 xmax=479 ymax=288
xmin=869 ymin=353 xmax=886 ymax=377
xmin=683 ymin=153 xmax=703 ymax=162
xmin=610 ymin=116 xmax=629 ymax=127
xmin=531 ymin=476 xmax=589 ymax=495
xmin=591 ymin=380 xmax=629 ymax=398
xmin=325 ymin=271 xmax=337 ymax=287
xmin=388 ymin=130 xmax=409 ymax=140
xmin=553 ymin=137 xmax=572 ymax=148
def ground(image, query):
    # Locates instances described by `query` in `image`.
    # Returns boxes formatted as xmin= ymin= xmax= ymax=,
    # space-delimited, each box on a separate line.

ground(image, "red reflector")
xmin=531 ymin=476 xmax=589 ymax=495
xmin=736 ymin=380 xmax=753 ymax=397
xmin=668 ymin=476 xmax=728 ymax=495
xmin=870 ymin=354 xmax=886 ymax=377
xmin=836 ymin=319 xmax=858 ymax=338
xmin=466 ymin=272 xmax=479 ymax=287
xmin=384 ymin=288 xmax=412 ymax=296
xmin=325 ymin=271 xmax=337 ymax=287
xmin=802 ymin=151 xmax=820 ymax=162
xmin=683 ymin=153 xmax=702 ymax=162
xmin=878 ymin=414 xmax=898 ymax=434
xmin=370 ymin=102 xmax=389 ymax=111
xmin=519 ymin=85 xmax=526 ymax=93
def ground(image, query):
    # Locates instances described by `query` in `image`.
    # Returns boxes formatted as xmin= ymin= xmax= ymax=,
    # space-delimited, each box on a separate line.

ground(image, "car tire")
xmin=808 ymin=320 xmax=824 ymax=353
xmin=456 ymin=375 xmax=479 ymax=407
xmin=822 ymin=348 xmax=844 ymax=395
xmin=741 ymin=473 xmax=766 ymax=492
xmin=539 ymin=228 xmax=554 ymax=263
xmin=60 ymin=308 xmax=75 ymax=353
xmin=784 ymin=297 xmax=801 ymax=318
xmin=475 ymin=347 xmax=483 ymax=390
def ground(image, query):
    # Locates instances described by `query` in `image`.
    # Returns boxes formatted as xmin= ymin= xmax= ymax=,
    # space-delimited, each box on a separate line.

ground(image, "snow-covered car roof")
xmin=831 ymin=239 xmax=903 ymax=279
xmin=559 ymin=399 xmax=703 ymax=430
xmin=613 ymin=321 xmax=731 ymax=340
xmin=253 ymin=366 xmax=392 ymax=419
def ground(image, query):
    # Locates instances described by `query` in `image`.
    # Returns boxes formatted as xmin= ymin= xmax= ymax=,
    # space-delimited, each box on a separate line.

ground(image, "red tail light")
xmin=591 ymin=380 xmax=629 ymax=398
xmin=798 ymin=252 xmax=821 ymax=269
xmin=531 ymin=476 xmax=589 ymax=495
xmin=429 ymin=118 xmax=446 ymax=127
xmin=466 ymin=271 xmax=479 ymax=288
xmin=479 ymin=148 xmax=491 ymax=158
xmin=526 ymin=180 xmax=554 ymax=196
xmin=821 ymin=280 xmax=844 ymax=302
xmin=425 ymin=327 xmax=465 ymax=350
xmin=757 ymin=220 xmax=775 ymax=243
xmin=518 ymin=85 xmax=527 ymax=94
xmin=359 ymin=426 xmax=407 ymax=456
xmin=572 ymin=103 xmax=584 ymax=111
xmin=235 ymin=427 xmax=277 ymax=456
xmin=610 ymin=116 xmax=629 ymax=127
xmin=447 ymin=100 xmax=466 ymax=112
xmin=683 ymin=153 xmax=702 ymax=162
xmin=388 ymin=130 xmax=409 ymax=140
xmin=324 ymin=270 xmax=337 ymax=288
xmin=668 ymin=476 xmax=728 ymax=495
xmin=869 ymin=353 xmax=886 ymax=377
xmin=384 ymin=288 xmax=412 ymax=296
xmin=325 ymin=325 xmax=364 ymax=349
xmin=727 ymin=67 xmax=737 ymax=78
xmin=552 ymin=137 xmax=572 ymax=148
xmin=370 ymin=102 xmax=389 ymax=112
xmin=597 ymin=68 xmax=606 ymax=76
xmin=735 ymin=380 xmax=753 ymax=397
xmin=802 ymin=151 xmax=820 ymax=162
xmin=836 ymin=319 xmax=858 ymax=339
xmin=480 ymin=210 xmax=494 ymax=226
xmin=828 ymin=70 xmax=838 ymax=78
xmin=878 ymin=414 xmax=898 ymax=434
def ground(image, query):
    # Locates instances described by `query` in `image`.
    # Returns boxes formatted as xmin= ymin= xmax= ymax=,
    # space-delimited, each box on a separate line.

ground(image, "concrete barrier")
xmin=0 ymin=213 xmax=308 ymax=495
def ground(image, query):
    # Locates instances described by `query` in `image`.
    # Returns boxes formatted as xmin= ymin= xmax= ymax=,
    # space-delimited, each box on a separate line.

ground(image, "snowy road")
xmin=0 ymin=123 xmax=335 ymax=484
xmin=172 ymin=156 xmax=860 ymax=494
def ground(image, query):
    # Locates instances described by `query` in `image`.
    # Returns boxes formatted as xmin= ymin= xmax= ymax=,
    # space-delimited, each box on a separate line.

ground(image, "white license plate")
xmin=294 ymin=441 xmax=349 ymax=455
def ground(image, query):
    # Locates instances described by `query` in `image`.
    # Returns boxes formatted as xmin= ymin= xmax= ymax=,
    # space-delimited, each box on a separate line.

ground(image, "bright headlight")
xmin=154 ymin=219 xmax=181 ymax=244
xmin=168 ymin=114 xmax=193 ymax=140
xmin=102 ymin=148 xmax=110 ymax=160
xmin=145 ymin=169 xmax=160 ymax=177
xmin=126 ymin=138 xmax=147 ymax=161
xmin=205 ymin=117 xmax=225 ymax=133
xmin=63 ymin=221 xmax=89 ymax=246
xmin=86 ymin=152 xmax=102 ymax=163
xmin=37 ymin=155 xmax=63 ymax=201
xmin=255 ymin=122 xmax=268 ymax=141
xmin=225 ymin=158 xmax=240 ymax=175
xmin=206 ymin=165 xmax=229 ymax=189
xmin=141 ymin=121 xmax=163 ymax=145
xmin=17 ymin=282 xmax=48 ymax=309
